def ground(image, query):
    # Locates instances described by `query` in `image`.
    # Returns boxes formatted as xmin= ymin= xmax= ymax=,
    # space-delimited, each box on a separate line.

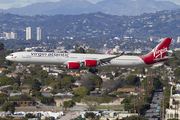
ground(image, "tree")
xmin=25 ymin=113 xmax=35 ymax=118
xmin=61 ymin=76 xmax=74 ymax=83
xmin=63 ymin=100 xmax=75 ymax=111
xmin=2 ymin=69 xmax=11 ymax=74
xmin=1 ymin=102 xmax=15 ymax=114
xmin=0 ymin=93 xmax=7 ymax=105
xmin=32 ymin=91 xmax=41 ymax=97
xmin=29 ymin=65 xmax=42 ymax=76
xmin=22 ymin=69 xmax=27 ymax=75
xmin=88 ymin=74 xmax=103 ymax=89
xmin=61 ymin=81 xmax=72 ymax=91
xmin=153 ymin=76 xmax=162 ymax=89
xmin=30 ymin=79 xmax=41 ymax=93
xmin=37 ymin=70 xmax=48 ymax=79
xmin=73 ymin=87 xmax=90 ymax=97
xmin=126 ymin=75 xmax=140 ymax=86
xmin=0 ymin=42 xmax=4 ymax=50
xmin=0 ymin=76 xmax=18 ymax=86
xmin=174 ymin=67 xmax=180 ymax=79
xmin=50 ymin=81 xmax=61 ymax=89
xmin=124 ymin=115 xmax=148 ymax=120
xmin=84 ymin=112 xmax=100 ymax=120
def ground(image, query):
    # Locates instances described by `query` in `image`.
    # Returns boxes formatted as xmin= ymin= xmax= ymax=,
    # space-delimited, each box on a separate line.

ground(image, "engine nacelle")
xmin=85 ymin=60 xmax=98 ymax=67
xmin=67 ymin=62 xmax=80 ymax=69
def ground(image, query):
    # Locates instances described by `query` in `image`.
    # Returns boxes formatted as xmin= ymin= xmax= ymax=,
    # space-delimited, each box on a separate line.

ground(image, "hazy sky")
xmin=0 ymin=0 xmax=179 ymax=10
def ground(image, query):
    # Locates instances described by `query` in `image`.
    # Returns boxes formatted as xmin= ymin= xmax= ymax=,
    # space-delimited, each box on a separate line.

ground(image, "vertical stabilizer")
xmin=139 ymin=38 xmax=172 ymax=65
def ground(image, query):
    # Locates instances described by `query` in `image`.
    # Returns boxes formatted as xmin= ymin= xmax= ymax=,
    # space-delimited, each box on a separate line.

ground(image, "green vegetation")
xmin=63 ymin=100 xmax=75 ymax=111
xmin=84 ymin=112 xmax=100 ymax=120
xmin=1 ymin=102 xmax=15 ymax=114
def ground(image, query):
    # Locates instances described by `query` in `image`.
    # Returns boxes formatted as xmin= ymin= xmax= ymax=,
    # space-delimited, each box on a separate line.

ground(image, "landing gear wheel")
xmin=89 ymin=68 xmax=98 ymax=74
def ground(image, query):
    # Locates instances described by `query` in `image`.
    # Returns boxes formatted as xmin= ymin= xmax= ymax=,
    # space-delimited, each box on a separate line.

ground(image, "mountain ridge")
xmin=0 ymin=0 xmax=179 ymax=16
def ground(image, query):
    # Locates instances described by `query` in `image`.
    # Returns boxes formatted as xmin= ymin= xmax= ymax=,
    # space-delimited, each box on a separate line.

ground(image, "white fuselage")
xmin=6 ymin=52 xmax=147 ymax=67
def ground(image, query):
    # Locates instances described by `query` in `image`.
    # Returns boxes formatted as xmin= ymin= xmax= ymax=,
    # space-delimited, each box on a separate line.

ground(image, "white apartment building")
xmin=177 ymin=36 xmax=180 ymax=43
xmin=37 ymin=27 xmax=41 ymax=40
xmin=0 ymin=32 xmax=17 ymax=39
xmin=26 ymin=27 xmax=31 ymax=40
xmin=166 ymin=85 xmax=180 ymax=120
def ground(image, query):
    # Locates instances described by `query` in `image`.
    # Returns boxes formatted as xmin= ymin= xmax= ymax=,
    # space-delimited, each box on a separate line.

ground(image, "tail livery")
xmin=139 ymin=38 xmax=172 ymax=65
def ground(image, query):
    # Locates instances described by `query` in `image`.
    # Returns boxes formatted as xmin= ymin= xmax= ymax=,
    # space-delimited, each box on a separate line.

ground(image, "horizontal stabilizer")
xmin=154 ymin=56 xmax=173 ymax=61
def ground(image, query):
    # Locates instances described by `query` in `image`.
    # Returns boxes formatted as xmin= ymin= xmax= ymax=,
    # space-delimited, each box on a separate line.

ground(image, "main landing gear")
xmin=89 ymin=68 xmax=98 ymax=74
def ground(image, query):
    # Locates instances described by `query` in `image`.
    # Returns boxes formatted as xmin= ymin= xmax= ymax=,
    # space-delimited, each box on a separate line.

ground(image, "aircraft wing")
xmin=63 ymin=52 xmax=124 ymax=68
xmin=99 ymin=52 xmax=124 ymax=62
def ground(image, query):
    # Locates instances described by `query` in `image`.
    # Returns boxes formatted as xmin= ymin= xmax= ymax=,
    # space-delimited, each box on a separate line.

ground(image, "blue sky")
xmin=0 ymin=0 xmax=179 ymax=10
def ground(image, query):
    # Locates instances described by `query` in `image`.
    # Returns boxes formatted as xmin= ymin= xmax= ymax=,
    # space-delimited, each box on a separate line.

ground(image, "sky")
xmin=0 ymin=0 xmax=180 ymax=10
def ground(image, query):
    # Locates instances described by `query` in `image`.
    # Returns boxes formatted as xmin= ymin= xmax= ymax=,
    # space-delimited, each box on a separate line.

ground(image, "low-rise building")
xmin=12 ymin=101 xmax=33 ymax=107
xmin=0 ymin=68 xmax=6 ymax=73
xmin=6 ymin=73 xmax=18 ymax=78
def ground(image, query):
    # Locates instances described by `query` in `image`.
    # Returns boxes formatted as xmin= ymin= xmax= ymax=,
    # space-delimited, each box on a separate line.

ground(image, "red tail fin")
xmin=140 ymin=38 xmax=172 ymax=65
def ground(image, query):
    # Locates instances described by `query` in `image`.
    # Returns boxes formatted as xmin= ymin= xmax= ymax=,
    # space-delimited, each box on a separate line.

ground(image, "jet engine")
xmin=66 ymin=62 xmax=80 ymax=69
xmin=85 ymin=60 xmax=99 ymax=67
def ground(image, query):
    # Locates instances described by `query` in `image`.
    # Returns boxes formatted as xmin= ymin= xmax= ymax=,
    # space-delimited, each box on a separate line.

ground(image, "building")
xmin=37 ymin=27 xmax=41 ymax=40
xmin=6 ymin=73 xmax=18 ymax=78
xmin=0 ymin=68 xmax=6 ymax=73
xmin=12 ymin=101 xmax=33 ymax=106
xmin=26 ymin=27 xmax=31 ymax=40
xmin=177 ymin=36 xmax=180 ymax=43
xmin=0 ymin=32 xmax=17 ymax=39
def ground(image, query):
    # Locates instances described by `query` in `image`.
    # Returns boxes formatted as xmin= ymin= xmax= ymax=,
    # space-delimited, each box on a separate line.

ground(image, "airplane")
xmin=6 ymin=38 xmax=172 ymax=73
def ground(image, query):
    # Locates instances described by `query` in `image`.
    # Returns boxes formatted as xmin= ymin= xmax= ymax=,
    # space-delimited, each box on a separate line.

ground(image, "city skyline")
xmin=0 ymin=0 xmax=180 ymax=10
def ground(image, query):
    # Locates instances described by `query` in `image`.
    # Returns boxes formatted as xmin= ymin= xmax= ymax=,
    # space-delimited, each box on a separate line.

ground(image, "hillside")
xmin=0 ymin=0 xmax=179 ymax=16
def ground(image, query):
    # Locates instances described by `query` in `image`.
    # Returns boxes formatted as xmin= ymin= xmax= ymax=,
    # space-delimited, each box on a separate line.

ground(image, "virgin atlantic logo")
xmin=153 ymin=45 xmax=167 ymax=59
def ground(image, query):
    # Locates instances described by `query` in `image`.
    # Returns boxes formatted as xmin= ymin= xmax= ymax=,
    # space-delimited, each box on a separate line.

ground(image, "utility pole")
xmin=134 ymin=98 xmax=136 ymax=115
xmin=162 ymin=95 xmax=164 ymax=120
xmin=138 ymin=68 xmax=140 ymax=115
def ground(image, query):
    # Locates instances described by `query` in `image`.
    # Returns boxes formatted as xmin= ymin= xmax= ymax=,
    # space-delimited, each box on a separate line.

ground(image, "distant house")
xmin=6 ymin=73 xmax=18 ymax=78
xmin=7 ymin=90 xmax=13 ymax=95
xmin=21 ymin=89 xmax=30 ymax=95
xmin=0 ymin=111 xmax=25 ymax=119
xmin=0 ymin=85 xmax=12 ymax=90
xmin=10 ymin=92 xmax=23 ymax=97
xmin=40 ymin=86 xmax=54 ymax=92
xmin=55 ymin=92 xmax=74 ymax=98
xmin=0 ymin=68 xmax=6 ymax=73
xmin=98 ymin=73 xmax=110 ymax=81
xmin=43 ymin=67 xmax=50 ymax=72
xmin=162 ymin=75 xmax=175 ymax=82
xmin=166 ymin=67 xmax=174 ymax=74
xmin=48 ymin=71 xmax=59 ymax=77
xmin=67 ymin=72 xmax=81 ymax=77
xmin=80 ymin=70 xmax=88 ymax=73
xmin=41 ymin=92 xmax=53 ymax=97
xmin=14 ymin=70 xmax=22 ymax=73
xmin=73 ymin=81 xmax=82 ymax=87
xmin=20 ymin=76 xmax=24 ymax=81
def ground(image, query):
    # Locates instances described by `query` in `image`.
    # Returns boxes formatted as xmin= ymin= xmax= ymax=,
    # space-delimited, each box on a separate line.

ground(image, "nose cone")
xmin=6 ymin=56 xmax=11 ymax=61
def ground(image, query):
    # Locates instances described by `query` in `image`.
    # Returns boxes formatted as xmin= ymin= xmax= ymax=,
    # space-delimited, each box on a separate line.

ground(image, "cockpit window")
xmin=9 ymin=54 xmax=13 ymax=56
